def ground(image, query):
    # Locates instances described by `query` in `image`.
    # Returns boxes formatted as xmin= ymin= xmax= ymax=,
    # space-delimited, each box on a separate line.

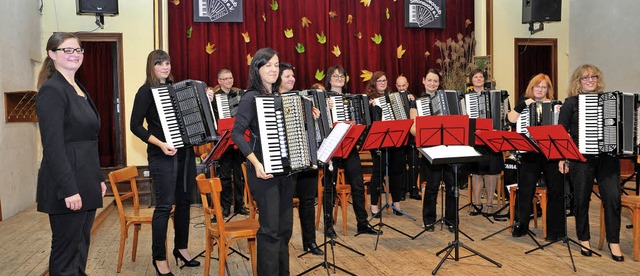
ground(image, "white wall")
xmin=0 ymin=1 xmax=42 ymax=219
xmin=569 ymin=0 xmax=640 ymax=92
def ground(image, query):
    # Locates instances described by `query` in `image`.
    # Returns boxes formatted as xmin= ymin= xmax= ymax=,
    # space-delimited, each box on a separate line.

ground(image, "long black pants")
xmin=324 ymin=149 xmax=369 ymax=229
xmin=48 ymin=209 xmax=96 ymax=276
xmin=219 ymin=148 xmax=245 ymax=212
xmin=370 ymin=148 xmax=405 ymax=204
xmin=294 ymin=169 xmax=318 ymax=245
xmin=422 ymin=161 xmax=456 ymax=226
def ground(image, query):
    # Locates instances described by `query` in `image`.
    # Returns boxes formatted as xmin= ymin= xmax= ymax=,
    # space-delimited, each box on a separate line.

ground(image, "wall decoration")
xmin=405 ymin=0 xmax=446 ymax=29
xmin=193 ymin=0 xmax=243 ymax=22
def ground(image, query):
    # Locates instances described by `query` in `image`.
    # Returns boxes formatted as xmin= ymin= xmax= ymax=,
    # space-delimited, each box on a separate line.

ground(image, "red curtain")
xmin=77 ymin=42 xmax=116 ymax=167
xmin=168 ymin=0 xmax=474 ymax=95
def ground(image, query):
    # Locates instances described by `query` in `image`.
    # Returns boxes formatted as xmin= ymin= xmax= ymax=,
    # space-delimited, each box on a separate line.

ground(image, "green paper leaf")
xmin=271 ymin=0 xmax=279 ymax=11
xmin=295 ymin=43 xmax=305 ymax=54
xmin=186 ymin=26 xmax=193 ymax=39
xmin=316 ymin=32 xmax=327 ymax=44
xmin=315 ymin=69 xmax=325 ymax=81
xmin=371 ymin=34 xmax=382 ymax=44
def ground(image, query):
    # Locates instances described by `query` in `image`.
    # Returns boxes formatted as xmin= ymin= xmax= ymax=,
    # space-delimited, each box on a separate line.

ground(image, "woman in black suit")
xmin=35 ymin=32 xmax=107 ymax=276
xmin=130 ymin=50 xmax=200 ymax=276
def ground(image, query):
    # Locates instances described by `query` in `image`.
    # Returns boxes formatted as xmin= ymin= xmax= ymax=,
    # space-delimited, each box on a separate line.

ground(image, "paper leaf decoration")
xmin=347 ymin=15 xmax=353 ymax=24
xmin=360 ymin=70 xmax=373 ymax=82
xmin=329 ymin=11 xmax=337 ymax=19
xmin=315 ymin=69 xmax=325 ymax=81
xmin=284 ymin=29 xmax=294 ymax=38
xmin=186 ymin=26 xmax=192 ymax=39
xmin=241 ymin=32 xmax=250 ymax=43
xmin=360 ymin=0 xmax=372 ymax=7
xmin=295 ymin=43 xmax=305 ymax=54
xmin=355 ymin=32 xmax=362 ymax=39
xmin=465 ymin=19 xmax=472 ymax=27
xmin=316 ymin=32 xmax=327 ymax=44
xmin=331 ymin=45 xmax=341 ymax=57
xmin=247 ymin=54 xmax=253 ymax=66
xmin=206 ymin=43 xmax=216 ymax=54
xmin=262 ymin=13 xmax=266 ymax=22
xmin=424 ymin=51 xmax=430 ymax=59
xmin=301 ymin=17 xmax=312 ymax=28
xmin=386 ymin=8 xmax=390 ymax=19
xmin=396 ymin=45 xmax=406 ymax=59
xmin=371 ymin=34 xmax=382 ymax=44
xmin=270 ymin=0 xmax=279 ymax=11
xmin=170 ymin=0 xmax=180 ymax=5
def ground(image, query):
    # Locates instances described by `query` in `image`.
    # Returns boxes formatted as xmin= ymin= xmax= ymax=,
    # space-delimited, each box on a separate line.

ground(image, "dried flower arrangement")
xmin=434 ymin=32 xmax=476 ymax=92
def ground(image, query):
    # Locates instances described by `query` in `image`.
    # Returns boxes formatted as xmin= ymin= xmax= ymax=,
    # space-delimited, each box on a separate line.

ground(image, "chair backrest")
xmin=108 ymin=166 xmax=140 ymax=223
xmin=240 ymin=163 xmax=257 ymax=219
xmin=196 ymin=174 xmax=227 ymax=238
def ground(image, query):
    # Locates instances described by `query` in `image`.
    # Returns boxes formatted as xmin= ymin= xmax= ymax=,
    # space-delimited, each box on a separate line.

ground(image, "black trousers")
xmin=324 ymin=149 xmax=369 ymax=229
xmin=246 ymin=163 xmax=294 ymax=275
xmin=516 ymin=153 xmax=565 ymax=238
xmin=370 ymin=148 xmax=405 ymax=204
xmin=569 ymin=155 xmax=621 ymax=243
xmin=219 ymin=148 xmax=245 ymax=212
xmin=422 ymin=161 xmax=456 ymax=226
xmin=48 ymin=209 xmax=96 ymax=276
xmin=149 ymin=148 xmax=195 ymax=261
xmin=293 ymin=170 xmax=318 ymax=245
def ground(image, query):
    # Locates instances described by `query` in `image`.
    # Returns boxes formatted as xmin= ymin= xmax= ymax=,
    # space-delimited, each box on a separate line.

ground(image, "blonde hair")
xmin=568 ymin=64 xmax=604 ymax=97
xmin=524 ymin=73 xmax=554 ymax=100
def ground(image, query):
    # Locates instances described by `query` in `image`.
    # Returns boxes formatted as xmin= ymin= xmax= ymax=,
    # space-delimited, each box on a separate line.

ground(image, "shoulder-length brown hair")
xmin=145 ymin=50 xmax=174 ymax=87
xmin=366 ymin=71 xmax=390 ymax=98
xmin=524 ymin=73 xmax=554 ymax=100
xmin=568 ymin=64 xmax=604 ymax=97
xmin=37 ymin=32 xmax=81 ymax=88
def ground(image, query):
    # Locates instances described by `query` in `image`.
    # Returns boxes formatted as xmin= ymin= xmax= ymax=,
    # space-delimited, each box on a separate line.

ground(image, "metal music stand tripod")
xmin=361 ymin=119 xmax=416 ymax=249
xmin=474 ymin=130 xmax=543 ymax=250
xmin=523 ymin=125 xmax=599 ymax=272
xmin=298 ymin=123 xmax=360 ymax=276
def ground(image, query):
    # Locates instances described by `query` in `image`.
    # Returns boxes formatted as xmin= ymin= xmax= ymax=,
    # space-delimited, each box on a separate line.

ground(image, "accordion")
xmin=255 ymin=93 xmax=318 ymax=174
xmin=329 ymin=94 xmax=372 ymax=126
xmin=516 ymin=100 xmax=562 ymax=135
xmin=151 ymin=79 xmax=217 ymax=148
xmin=462 ymin=90 xmax=510 ymax=130
xmin=430 ymin=90 xmax=463 ymax=116
xmin=214 ymin=90 xmax=242 ymax=119
xmin=373 ymin=92 xmax=411 ymax=120
xmin=295 ymin=89 xmax=332 ymax=143
xmin=578 ymin=92 xmax=637 ymax=155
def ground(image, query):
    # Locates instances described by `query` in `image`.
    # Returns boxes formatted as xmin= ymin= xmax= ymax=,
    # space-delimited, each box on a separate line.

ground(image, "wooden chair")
xmin=240 ymin=163 xmax=258 ymax=219
xmin=508 ymin=185 xmax=547 ymax=237
xmin=598 ymin=195 xmax=640 ymax=261
xmin=196 ymin=174 xmax=259 ymax=276
xmin=108 ymin=166 xmax=158 ymax=273
xmin=467 ymin=173 xmax=505 ymax=212
xmin=333 ymin=169 xmax=352 ymax=235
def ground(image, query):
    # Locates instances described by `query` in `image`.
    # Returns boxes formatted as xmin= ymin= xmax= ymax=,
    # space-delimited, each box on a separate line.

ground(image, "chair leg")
xmin=541 ymin=192 xmax=547 ymax=238
xmin=633 ymin=208 xmax=639 ymax=261
xmin=117 ymin=225 xmax=126 ymax=273
xmin=132 ymin=224 xmax=140 ymax=262
xmin=341 ymin=193 xmax=349 ymax=235
xmin=533 ymin=198 xmax=538 ymax=229
xmin=249 ymin=238 xmax=258 ymax=276
xmin=509 ymin=187 xmax=516 ymax=232
xmin=219 ymin=243 xmax=227 ymax=276
xmin=204 ymin=239 xmax=212 ymax=276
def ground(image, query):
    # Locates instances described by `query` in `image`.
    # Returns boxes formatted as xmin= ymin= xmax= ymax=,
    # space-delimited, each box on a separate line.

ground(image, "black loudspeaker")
xmin=76 ymin=0 xmax=119 ymax=15
xmin=522 ymin=0 xmax=561 ymax=23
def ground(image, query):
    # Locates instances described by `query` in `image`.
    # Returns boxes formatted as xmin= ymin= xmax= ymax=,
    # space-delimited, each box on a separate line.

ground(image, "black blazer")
xmin=35 ymin=71 xmax=103 ymax=214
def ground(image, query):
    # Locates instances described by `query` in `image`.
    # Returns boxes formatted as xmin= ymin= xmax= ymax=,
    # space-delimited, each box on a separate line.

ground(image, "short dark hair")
xmin=273 ymin=62 xmax=294 ymax=92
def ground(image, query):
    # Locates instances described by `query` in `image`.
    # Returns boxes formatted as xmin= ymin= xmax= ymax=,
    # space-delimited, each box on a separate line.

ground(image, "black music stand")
xmin=523 ymin=125 xmax=597 ymax=272
xmin=412 ymin=115 xmax=474 ymax=240
xmin=361 ymin=119 xmax=415 ymax=248
xmin=414 ymin=115 xmax=502 ymax=274
xmin=298 ymin=123 xmax=360 ymax=276
xmin=474 ymin=130 xmax=544 ymax=249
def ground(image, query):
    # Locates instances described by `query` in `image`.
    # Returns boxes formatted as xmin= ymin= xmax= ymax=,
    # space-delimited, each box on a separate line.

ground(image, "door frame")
xmin=514 ymin=38 xmax=558 ymax=103
xmin=74 ymin=32 xmax=126 ymax=167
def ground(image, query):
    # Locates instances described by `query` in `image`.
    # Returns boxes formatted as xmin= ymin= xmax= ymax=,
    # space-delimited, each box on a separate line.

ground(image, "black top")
xmin=36 ymin=70 xmax=103 ymax=214
xmin=130 ymin=83 xmax=167 ymax=157
xmin=232 ymin=90 xmax=262 ymax=159
xmin=558 ymin=95 xmax=579 ymax=146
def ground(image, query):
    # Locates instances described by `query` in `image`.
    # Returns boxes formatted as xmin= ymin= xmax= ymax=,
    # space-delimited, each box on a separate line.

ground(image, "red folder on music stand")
xmin=471 ymin=118 xmax=493 ymax=146
xmin=332 ymin=124 xmax=366 ymax=158
xmin=475 ymin=130 xmax=539 ymax=153
xmin=415 ymin=115 xmax=469 ymax=147
xmin=361 ymin=119 xmax=413 ymax=151
xmin=203 ymin=130 xmax=232 ymax=165
xmin=527 ymin=125 xmax=586 ymax=162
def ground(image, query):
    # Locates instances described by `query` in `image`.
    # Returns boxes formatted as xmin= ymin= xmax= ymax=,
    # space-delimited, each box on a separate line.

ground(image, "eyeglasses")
xmin=534 ymin=85 xmax=548 ymax=90
xmin=376 ymin=79 xmax=388 ymax=83
xmin=331 ymin=75 xmax=345 ymax=79
xmin=580 ymin=75 xmax=599 ymax=82
xmin=219 ymin=77 xmax=234 ymax=81
xmin=53 ymin=47 xmax=85 ymax=54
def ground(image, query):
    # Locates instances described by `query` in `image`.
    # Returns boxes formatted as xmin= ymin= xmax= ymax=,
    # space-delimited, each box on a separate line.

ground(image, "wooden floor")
xmin=1 ymin=189 xmax=638 ymax=276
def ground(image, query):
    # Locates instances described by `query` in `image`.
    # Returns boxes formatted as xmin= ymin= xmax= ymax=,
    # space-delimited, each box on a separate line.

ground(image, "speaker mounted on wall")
xmin=76 ymin=0 xmax=119 ymax=16
xmin=522 ymin=0 xmax=561 ymax=23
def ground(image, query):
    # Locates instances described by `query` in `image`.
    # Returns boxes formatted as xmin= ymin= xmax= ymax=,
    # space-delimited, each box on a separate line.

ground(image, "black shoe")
xmin=234 ymin=207 xmax=250 ymax=216
xmin=423 ymin=223 xmax=435 ymax=232
xmin=393 ymin=209 xmax=404 ymax=216
xmin=357 ymin=224 xmax=383 ymax=235
xmin=579 ymin=241 xmax=592 ymax=257
xmin=303 ymin=242 xmax=324 ymax=255
xmin=222 ymin=209 xmax=231 ymax=218
xmin=608 ymin=243 xmax=624 ymax=262
xmin=544 ymin=235 xmax=560 ymax=242
xmin=409 ymin=192 xmax=421 ymax=200
xmin=511 ymin=224 xmax=528 ymax=238
xmin=325 ymin=227 xmax=337 ymax=239
xmin=469 ymin=204 xmax=483 ymax=216
xmin=152 ymin=260 xmax=174 ymax=276
xmin=173 ymin=248 xmax=200 ymax=267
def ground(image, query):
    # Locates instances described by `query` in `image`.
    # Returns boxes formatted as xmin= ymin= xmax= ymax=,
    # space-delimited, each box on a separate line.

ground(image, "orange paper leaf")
xmin=301 ymin=17 xmax=312 ymax=28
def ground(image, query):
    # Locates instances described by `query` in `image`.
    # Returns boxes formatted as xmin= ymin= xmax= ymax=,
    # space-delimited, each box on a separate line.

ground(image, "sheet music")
xmin=418 ymin=145 xmax=482 ymax=165
xmin=317 ymin=122 xmax=351 ymax=163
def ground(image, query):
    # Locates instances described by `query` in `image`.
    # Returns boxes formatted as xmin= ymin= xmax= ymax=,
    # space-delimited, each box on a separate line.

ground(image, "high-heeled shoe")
xmin=608 ymin=243 xmax=625 ymax=262
xmin=303 ymin=242 xmax=324 ymax=255
xmin=173 ymin=248 xmax=201 ymax=268
xmin=152 ymin=260 xmax=174 ymax=276
xmin=579 ymin=241 xmax=592 ymax=257
xmin=469 ymin=204 xmax=483 ymax=216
